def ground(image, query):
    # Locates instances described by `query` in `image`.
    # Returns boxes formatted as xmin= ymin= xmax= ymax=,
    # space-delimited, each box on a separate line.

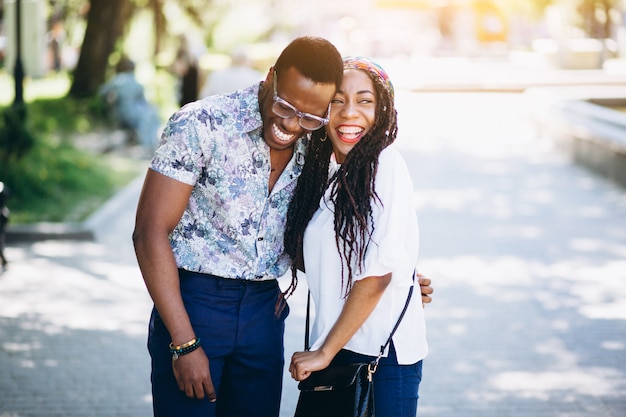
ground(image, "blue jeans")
xmin=147 ymin=270 xmax=289 ymax=417
xmin=332 ymin=343 xmax=423 ymax=417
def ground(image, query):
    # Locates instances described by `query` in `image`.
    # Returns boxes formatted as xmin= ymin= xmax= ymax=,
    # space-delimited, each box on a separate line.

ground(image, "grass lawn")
xmin=0 ymin=70 xmax=166 ymax=224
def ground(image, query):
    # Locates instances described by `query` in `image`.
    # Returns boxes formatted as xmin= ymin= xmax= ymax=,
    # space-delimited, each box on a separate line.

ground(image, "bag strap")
xmin=304 ymin=289 xmax=311 ymax=351
xmin=304 ymin=270 xmax=416 ymax=358
xmin=374 ymin=272 xmax=414 ymax=367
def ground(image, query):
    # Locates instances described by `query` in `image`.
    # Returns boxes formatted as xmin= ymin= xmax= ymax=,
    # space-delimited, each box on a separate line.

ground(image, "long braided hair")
xmin=283 ymin=57 xmax=398 ymax=299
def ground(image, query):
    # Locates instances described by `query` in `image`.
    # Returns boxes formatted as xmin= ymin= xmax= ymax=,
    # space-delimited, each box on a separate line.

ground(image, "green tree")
xmin=66 ymin=0 xmax=220 ymax=98
xmin=61 ymin=0 xmax=269 ymax=98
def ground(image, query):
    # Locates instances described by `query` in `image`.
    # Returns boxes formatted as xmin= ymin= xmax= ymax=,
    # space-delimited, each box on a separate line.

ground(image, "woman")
xmin=284 ymin=57 xmax=427 ymax=416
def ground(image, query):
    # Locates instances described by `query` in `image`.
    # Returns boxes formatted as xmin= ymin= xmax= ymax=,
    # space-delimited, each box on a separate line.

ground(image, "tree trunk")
xmin=69 ymin=0 xmax=131 ymax=97
xmin=152 ymin=0 xmax=166 ymax=56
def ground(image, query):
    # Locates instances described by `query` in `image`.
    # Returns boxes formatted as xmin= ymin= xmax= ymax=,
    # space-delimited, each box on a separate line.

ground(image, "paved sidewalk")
xmin=1 ymin=90 xmax=626 ymax=416
xmin=0 ymin=174 xmax=154 ymax=417
xmin=394 ymin=91 xmax=626 ymax=417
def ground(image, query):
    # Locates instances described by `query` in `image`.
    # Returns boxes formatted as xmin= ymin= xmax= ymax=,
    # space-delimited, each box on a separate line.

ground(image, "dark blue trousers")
xmin=148 ymin=269 xmax=289 ymax=417
xmin=332 ymin=343 xmax=423 ymax=417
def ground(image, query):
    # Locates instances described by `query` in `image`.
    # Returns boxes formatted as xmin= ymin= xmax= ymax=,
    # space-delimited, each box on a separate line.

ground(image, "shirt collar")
xmin=238 ymin=82 xmax=264 ymax=134
xmin=329 ymin=151 xmax=341 ymax=177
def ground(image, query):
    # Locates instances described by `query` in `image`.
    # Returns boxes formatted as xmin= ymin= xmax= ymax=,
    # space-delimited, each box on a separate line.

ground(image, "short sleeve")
xmin=150 ymin=106 xmax=206 ymax=186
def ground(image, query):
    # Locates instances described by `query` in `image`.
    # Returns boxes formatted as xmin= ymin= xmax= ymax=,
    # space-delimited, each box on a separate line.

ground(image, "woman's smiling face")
xmin=326 ymin=69 xmax=377 ymax=164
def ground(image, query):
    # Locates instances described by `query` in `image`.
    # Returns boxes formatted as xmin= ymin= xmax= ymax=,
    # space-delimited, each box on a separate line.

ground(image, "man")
xmin=133 ymin=36 xmax=432 ymax=417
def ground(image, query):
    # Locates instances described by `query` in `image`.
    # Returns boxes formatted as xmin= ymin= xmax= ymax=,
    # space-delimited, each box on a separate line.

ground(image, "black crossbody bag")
xmin=294 ymin=273 xmax=415 ymax=417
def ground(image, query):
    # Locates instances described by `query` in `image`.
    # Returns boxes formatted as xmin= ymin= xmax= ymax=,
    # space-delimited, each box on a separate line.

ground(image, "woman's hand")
xmin=290 ymin=274 xmax=390 ymax=382
xmin=289 ymin=349 xmax=333 ymax=381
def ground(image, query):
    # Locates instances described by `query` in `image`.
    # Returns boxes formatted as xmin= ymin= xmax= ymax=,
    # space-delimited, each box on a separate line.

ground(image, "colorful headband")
xmin=342 ymin=56 xmax=394 ymax=100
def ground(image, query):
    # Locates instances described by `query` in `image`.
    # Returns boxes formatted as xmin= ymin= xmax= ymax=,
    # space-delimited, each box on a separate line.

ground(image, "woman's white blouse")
xmin=303 ymin=146 xmax=428 ymax=364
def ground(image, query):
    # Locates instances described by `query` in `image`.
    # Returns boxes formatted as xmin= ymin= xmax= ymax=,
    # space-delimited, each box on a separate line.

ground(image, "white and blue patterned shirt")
xmin=151 ymin=83 xmax=306 ymax=280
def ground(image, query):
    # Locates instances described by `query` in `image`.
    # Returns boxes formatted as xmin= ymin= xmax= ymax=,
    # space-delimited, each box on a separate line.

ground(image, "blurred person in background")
xmin=172 ymin=34 xmax=200 ymax=107
xmin=98 ymin=56 xmax=161 ymax=150
xmin=46 ymin=19 xmax=65 ymax=73
xmin=199 ymin=46 xmax=263 ymax=97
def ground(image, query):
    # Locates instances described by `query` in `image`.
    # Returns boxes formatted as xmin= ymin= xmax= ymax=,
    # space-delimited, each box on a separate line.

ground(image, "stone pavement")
xmin=2 ymin=87 xmax=626 ymax=416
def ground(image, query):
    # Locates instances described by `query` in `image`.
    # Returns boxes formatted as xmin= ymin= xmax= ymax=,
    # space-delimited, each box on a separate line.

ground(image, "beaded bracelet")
xmin=169 ymin=337 xmax=199 ymax=351
xmin=169 ymin=338 xmax=201 ymax=361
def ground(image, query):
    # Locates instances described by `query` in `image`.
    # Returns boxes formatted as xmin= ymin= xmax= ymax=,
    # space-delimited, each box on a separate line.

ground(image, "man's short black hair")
xmin=274 ymin=36 xmax=343 ymax=90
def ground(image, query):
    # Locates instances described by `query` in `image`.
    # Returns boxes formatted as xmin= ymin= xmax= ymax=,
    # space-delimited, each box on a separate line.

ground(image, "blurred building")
xmin=3 ymin=0 xmax=46 ymax=77
xmin=270 ymin=0 xmax=623 ymax=68
xmin=268 ymin=0 xmax=513 ymax=58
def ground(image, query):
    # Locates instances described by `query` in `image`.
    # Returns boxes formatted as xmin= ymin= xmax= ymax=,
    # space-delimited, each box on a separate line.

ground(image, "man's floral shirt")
xmin=151 ymin=83 xmax=306 ymax=280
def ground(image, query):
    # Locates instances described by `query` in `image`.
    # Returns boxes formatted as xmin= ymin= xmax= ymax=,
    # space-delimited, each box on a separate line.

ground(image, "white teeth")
xmin=338 ymin=127 xmax=363 ymax=135
xmin=338 ymin=127 xmax=363 ymax=140
xmin=272 ymin=123 xmax=295 ymax=142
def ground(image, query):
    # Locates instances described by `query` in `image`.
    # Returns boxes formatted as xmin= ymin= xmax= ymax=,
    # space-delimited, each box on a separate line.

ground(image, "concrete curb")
xmin=83 ymin=174 xmax=144 ymax=241
xmin=6 ymin=222 xmax=94 ymax=243
xmin=5 ymin=174 xmax=145 ymax=243
xmin=526 ymin=85 xmax=626 ymax=188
